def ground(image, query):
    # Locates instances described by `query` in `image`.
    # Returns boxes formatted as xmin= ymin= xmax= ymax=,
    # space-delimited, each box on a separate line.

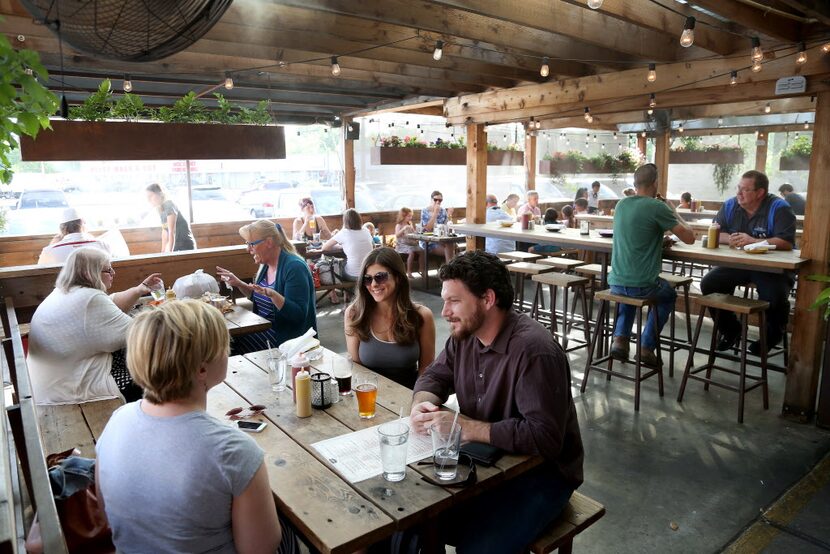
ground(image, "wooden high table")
xmin=213 ymin=348 xmax=539 ymax=554
xmin=407 ymin=232 xmax=467 ymax=291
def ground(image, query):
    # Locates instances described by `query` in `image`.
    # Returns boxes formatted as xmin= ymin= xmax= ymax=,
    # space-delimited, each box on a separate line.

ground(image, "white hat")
xmin=60 ymin=207 xmax=82 ymax=224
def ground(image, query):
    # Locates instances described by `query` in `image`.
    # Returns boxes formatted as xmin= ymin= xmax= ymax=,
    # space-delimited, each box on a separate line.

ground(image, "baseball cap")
xmin=60 ymin=207 xmax=82 ymax=224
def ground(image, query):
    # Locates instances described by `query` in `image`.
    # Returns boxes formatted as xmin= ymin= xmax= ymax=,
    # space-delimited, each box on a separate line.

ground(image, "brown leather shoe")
xmin=611 ymin=336 xmax=630 ymax=361
xmin=636 ymin=348 xmax=662 ymax=367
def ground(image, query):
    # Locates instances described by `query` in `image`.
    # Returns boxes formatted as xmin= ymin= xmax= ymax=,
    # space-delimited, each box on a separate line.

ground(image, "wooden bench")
xmin=314 ymin=281 xmax=357 ymax=306
xmin=529 ymin=491 xmax=606 ymax=554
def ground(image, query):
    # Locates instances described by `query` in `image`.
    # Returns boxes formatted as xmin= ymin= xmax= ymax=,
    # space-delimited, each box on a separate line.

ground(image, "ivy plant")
xmin=808 ymin=274 xmax=830 ymax=321
xmin=0 ymin=28 xmax=59 ymax=184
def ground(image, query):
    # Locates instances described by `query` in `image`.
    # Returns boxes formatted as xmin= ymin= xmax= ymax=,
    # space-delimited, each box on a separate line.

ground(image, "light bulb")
xmin=647 ymin=63 xmax=656 ymax=83
xmin=584 ymin=107 xmax=591 ymax=121
xmin=224 ymin=73 xmax=234 ymax=90
xmin=433 ymin=40 xmax=444 ymax=61
xmin=804 ymin=122 xmax=809 ymax=129
xmin=680 ymin=17 xmax=695 ymax=48
xmin=536 ymin=120 xmax=541 ymax=129
xmin=331 ymin=56 xmax=341 ymax=76
xmin=796 ymin=43 xmax=807 ymax=65
xmin=730 ymin=70 xmax=738 ymax=86
xmin=24 ymin=67 xmax=33 ymax=76
xmin=823 ymin=43 xmax=830 ymax=53
xmin=750 ymin=37 xmax=763 ymax=63
xmin=587 ymin=115 xmax=593 ymax=123
xmin=593 ymin=135 xmax=597 ymax=142
xmin=764 ymin=103 xmax=771 ymax=113
xmin=587 ymin=0 xmax=603 ymax=9
xmin=678 ymin=125 xmax=684 ymax=133
xmin=718 ymin=118 xmax=723 ymax=125
xmin=649 ymin=93 xmax=656 ymax=109
xmin=641 ymin=131 xmax=647 ymax=138
xmin=647 ymin=108 xmax=654 ymax=115
xmin=751 ymin=60 xmax=762 ymax=73
xmin=124 ymin=76 xmax=133 ymax=93
xmin=540 ymin=57 xmax=550 ymax=78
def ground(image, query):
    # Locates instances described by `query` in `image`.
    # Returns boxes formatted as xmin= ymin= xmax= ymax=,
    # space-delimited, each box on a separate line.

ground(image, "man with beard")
xmin=409 ymin=251 xmax=583 ymax=553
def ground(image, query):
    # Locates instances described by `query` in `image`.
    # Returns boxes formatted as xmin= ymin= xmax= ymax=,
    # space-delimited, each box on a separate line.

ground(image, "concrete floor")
xmin=315 ymin=276 xmax=830 ymax=553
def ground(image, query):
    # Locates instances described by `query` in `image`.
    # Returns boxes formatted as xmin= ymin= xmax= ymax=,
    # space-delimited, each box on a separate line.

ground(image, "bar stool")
xmin=498 ymin=251 xmax=543 ymax=264
xmin=677 ymin=293 xmax=769 ymax=424
xmin=738 ymin=282 xmax=789 ymax=369
xmin=530 ymin=272 xmax=591 ymax=353
xmin=657 ymin=272 xmax=694 ymax=377
xmin=506 ymin=262 xmax=555 ymax=313
xmin=581 ymin=290 xmax=664 ymax=412
xmin=536 ymin=257 xmax=586 ymax=273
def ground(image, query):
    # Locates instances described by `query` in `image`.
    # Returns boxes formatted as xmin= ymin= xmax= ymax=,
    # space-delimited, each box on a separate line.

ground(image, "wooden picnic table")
xmin=213 ymin=348 xmax=539 ymax=554
xmin=37 ymin=398 xmax=124 ymax=457
xmin=223 ymin=303 xmax=271 ymax=337
xmin=576 ymin=213 xmax=803 ymax=240
xmin=407 ymin=232 xmax=467 ymax=291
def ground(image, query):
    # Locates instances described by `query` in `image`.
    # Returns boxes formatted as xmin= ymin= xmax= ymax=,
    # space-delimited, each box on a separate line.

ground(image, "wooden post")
xmin=754 ymin=132 xmax=768 ymax=172
xmin=783 ymin=91 xmax=830 ymax=422
xmin=654 ymin=131 xmax=670 ymax=197
xmin=466 ymin=123 xmax=487 ymax=252
xmin=637 ymin=135 xmax=647 ymax=160
xmin=343 ymin=118 xmax=356 ymax=209
xmin=525 ymin=131 xmax=537 ymax=191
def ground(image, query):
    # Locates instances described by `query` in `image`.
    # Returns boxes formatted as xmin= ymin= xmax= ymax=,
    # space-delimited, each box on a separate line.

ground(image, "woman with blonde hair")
xmin=345 ymin=247 xmax=435 ymax=389
xmin=217 ymin=220 xmax=316 ymax=354
xmin=96 ymin=300 xmax=298 ymax=553
xmin=394 ymin=207 xmax=422 ymax=279
xmin=145 ymin=183 xmax=196 ymax=252
xmin=27 ymin=247 xmax=162 ymax=404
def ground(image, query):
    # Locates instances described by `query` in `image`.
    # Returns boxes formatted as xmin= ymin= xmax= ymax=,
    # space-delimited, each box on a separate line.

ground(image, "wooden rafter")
xmin=687 ymin=0 xmax=803 ymax=42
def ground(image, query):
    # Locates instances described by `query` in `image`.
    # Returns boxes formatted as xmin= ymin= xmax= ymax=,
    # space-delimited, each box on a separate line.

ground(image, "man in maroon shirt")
xmin=411 ymin=251 xmax=584 ymax=553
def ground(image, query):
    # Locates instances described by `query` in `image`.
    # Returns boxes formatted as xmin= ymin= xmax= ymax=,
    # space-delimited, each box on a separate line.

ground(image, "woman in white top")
xmin=321 ymin=208 xmax=373 ymax=281
xmin=27 ymin=248 xmax=161 ymax=405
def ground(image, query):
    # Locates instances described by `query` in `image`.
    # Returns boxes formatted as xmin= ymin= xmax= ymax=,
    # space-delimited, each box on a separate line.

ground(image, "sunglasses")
xmin=363 ymin=271 xmax=390 ymax=286
xmin=245 ymin=238 xmax=266 ymax=248
xmin=225 ymin=405 xmax=266 ymax=420
xmin=433 ymin=197 xmax=443 ymax=203
xmin=101 ymin=267 xmax=115 ymax=275
xmin=417 ymin=453 xmax=477 ymax=488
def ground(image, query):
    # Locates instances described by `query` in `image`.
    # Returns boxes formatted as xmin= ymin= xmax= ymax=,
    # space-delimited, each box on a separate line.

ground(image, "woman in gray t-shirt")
xmin=145 ymin=183 xmax=196 ymax=252
xmin=96 ymin=300 xmax=297 ymax=554
xmin=345 ymin=247 xmax=435 ymax=389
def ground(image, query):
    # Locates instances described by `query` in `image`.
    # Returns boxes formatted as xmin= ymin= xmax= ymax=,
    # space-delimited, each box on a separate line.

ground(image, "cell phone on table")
xmin=237 ymin=420 xmax=267 ymax=433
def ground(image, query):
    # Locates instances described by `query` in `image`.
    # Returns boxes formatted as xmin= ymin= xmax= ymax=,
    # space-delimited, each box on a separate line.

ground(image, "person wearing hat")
xmin=37 ymin=207 xmax=110 ymax=265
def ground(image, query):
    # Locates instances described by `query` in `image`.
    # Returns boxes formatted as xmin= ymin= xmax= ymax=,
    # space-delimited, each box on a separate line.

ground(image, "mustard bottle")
xmin=707 ymin=222 xmax=720 ymax=249
xmin=295 ymin=370 xmax=312 ymax=418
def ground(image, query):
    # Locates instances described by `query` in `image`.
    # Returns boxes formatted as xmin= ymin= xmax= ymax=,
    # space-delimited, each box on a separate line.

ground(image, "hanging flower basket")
xmin=539 ymin=160 xmax=606 ymax=174
xmin=779 ymin=155 xmax=811 ymax=171
xmin=669 ymin=150 xmax=744 ymax=164
xmin=371 ymin=146 xmax=523 ymax=166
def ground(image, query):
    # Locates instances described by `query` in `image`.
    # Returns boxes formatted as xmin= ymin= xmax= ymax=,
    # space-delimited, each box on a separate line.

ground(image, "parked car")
xmin=180 ymin=186 xmax=249 ymax=223
xmin=4 ymin=188 xmax=71 ymax=236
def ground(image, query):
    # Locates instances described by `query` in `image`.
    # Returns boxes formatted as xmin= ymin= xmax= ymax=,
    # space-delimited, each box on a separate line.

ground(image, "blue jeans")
xmin=611 ymin=278 xmax=676 ymax=351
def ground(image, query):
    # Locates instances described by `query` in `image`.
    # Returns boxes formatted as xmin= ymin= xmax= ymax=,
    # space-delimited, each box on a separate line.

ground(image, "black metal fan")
xmin=20 ymin=0 xmax=233 ymax=62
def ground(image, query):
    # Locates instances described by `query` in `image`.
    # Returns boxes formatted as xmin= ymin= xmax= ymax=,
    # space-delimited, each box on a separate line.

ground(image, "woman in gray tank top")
xmin=345 ymin=247 xmax=435 ymax=389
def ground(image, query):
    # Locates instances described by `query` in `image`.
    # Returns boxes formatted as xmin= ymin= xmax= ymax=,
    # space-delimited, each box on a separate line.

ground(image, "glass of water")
xmin=430 ymin=420 xmax=462 ymax=481
xmin=378 ymin=421 xmax=409 ymax=482
xmin=149 ymin=279 xmax=165 ymax=301
xmin=268 ymin=350 xmax=287 ymax=392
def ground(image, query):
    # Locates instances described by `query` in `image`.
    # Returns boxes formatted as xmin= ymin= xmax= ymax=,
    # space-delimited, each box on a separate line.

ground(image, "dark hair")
xmin=741 ymin=170 xmax=769 ymax=192
xmin=347 ymin=247 xmax=423 ymax=345
xmin=299 ymin=197 xmax=314 ymax=209
xmin=778 ymin=183 xmax=794 ymax=194
xmin=543 ymin=208 xmax=559 ymax=224
xmin=574 ymin=187 xmax=588 ymax=201
xmin=561 ymin=205 xmax=575 ymax=227
xmin=343 ymin=208 xmax=363 ymax=230
xmin=430 ymin=190 xmax=442 ymax=199
xmin=680 ymin=192 xmax=692 ymax=203
xmin=439 ymin=251 xmax=513 ymax=310
xmin=591 ymin=181 xmax=601 ymax=189
xmin=59 ymin=219 xmax=83 ymax=236
xmin=634 ymin=163 xmax=658 ymax=188
xmin=575 ymin=198 xmax=589 ymax=209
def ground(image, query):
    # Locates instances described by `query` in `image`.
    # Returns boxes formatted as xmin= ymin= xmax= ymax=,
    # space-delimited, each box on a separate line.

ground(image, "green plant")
xmin=69 ymin=79 xmax=114 ymax=121
xmin=781 ymin=135 xmax=812 ymax=159
xmin=712 ymin=162 xmax=739 ymax=195
xmin=0 ymin=29 xmax=59 ymax=184
xmin=677 ymin=136 xmax=703 ymax=152
xmin=110 ymin=92 xmax=147 ymax=121
xmin=157 ymin=92 xmax=207 ymax=123
xmin=0 ymin=206 xmax=6 ymax=232
xmin=808 ymin=274 xmax=830 ymax=320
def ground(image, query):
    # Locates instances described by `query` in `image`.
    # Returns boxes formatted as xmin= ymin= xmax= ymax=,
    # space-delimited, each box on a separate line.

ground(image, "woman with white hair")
xmin=27 ymin=248 xmax=161 ymax=404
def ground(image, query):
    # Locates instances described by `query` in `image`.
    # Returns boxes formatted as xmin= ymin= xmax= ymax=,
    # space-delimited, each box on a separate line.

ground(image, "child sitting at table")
xmin=529 ymin=208 xmax=563 ymax=255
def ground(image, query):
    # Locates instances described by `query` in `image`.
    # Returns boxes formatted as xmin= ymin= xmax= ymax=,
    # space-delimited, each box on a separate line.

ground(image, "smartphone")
xmin=237 ymin=420 xmax=267 ymax=433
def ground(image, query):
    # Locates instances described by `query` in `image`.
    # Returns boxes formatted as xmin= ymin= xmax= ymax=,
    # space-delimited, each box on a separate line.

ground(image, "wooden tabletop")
xmin=37 ymin=398 xmax=124 ymax=457
xmin=223 ymin=304 xmax=271 ymax=337
xmin=453 ymin=222 xmax=808 ymax=274
xmin=407 ymin=232 xmax=466 ymax=244
xmin=216 ymin=348 xmax=539 ymax=554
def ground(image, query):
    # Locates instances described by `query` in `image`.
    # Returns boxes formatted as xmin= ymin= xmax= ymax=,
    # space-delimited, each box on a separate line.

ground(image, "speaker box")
xmin=345 ymin=122 xmax=360 ymax=140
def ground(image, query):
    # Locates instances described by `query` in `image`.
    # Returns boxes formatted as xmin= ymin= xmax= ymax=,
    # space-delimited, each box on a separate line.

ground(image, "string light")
xmin=647 ymin=63 xmax=656 ymax=83
xmin=641 ymin=131 xmax=647 ymax=138
xmin=678 ymin=124 xmax=684 ymax=133
xmin=540 ymin=57 xmax=550 ymax=78
xmin=587 ymin=0 xmax=603 ymax=9
xmin=583 ymin=107 xmax=593 ymax=123
xmin=823 ymin=43 xmax=830 ymax=53
xmin=536 ymin=119 xmax=542 ymax=130
xmin=123 ymin=74 xmax=132 ymax=93
xmin=718 ymin=118 xmax=723 ymax=125
xmin=330 ymin=56 xmax=341 ymax=76
xmin=764 ymin=103 xmax=771 ymax=113
xmin=648 ymin=93 xmax=656 ymax=109
xmin=804 ymin=122 xmax=810 ymax=129
xmin=679 ymin=17 xmax=695 ymax=48
xmin=433 ymin=40 xmax=444 ymax=61
xmin=224 ymin=72 xmax=234 ymax=90
xmin=730 ymin=70 xmax=738 ymax=86
xmin=796 ymin=42 xmax=807 ymax=65
xmin=750 ymin=37 xmax=763 ymax=63
xmin=751 ymin=60 xmax=762 ymax=73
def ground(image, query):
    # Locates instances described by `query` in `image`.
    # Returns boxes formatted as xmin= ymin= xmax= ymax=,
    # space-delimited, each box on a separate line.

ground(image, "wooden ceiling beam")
xmin=444 ymin=43 xmax=828 ymax=123
xmin=674 ymin=123 xmax=812 ymax=136
xmin=686 ymin=0 xmax=804 ymax=43
xmin=348 ymin=99 xmax=445 ymax=117
xmin=425 ymin=0 xmax=683 ymax=60
xmin=778 ymin=0 xmax=830 ymax=27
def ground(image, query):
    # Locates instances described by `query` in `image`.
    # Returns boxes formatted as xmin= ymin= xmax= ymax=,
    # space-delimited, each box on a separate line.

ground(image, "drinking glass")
xmin=149 ymin=279 xmax=165 ymax=301
xmin=430 ymin=420 xmax=462 ymax=481
xmin=267 ymin=349 xmax=287 ymax=392
xmin=354 ymin=373 xmax=378 ymax=419
xmin=333 ymin=354 xmax=353 ymax=396
xmin=378 ymin=421 xmax=409 ymax=482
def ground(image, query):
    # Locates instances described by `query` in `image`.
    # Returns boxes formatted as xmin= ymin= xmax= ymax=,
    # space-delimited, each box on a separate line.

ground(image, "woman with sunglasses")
xmin=96 ymin=300 xmax=298 ymax=554
xmin=420 ymin=190 xmax=455 ymax=264
xmin=217 ymin=220 xmax=317 ymax=354
xmin=27 ymin=247 xmax=162 ymax=404
xmin=292 ymin=196 xmax=332 ymax=242
xmin=345 ymin=247 xmax=435 ymax=389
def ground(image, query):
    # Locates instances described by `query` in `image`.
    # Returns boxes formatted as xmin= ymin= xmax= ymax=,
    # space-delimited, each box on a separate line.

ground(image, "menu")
xmin=311 ymin=417 xmax=433 ymax=483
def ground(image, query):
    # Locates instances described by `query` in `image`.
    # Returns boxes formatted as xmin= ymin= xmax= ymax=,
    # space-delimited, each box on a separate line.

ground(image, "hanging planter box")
xmin=20 ymin=120 xmax=286 ymax=161
xmin=538 ymin=160 xmax=606 ymax=174
xmin=371 ymin=147 xmax=523 ymax=166
xmin=668 ymin=150 xmax=744 ymax=164
xmin=779 ymin=155 xmax=811 ymax=171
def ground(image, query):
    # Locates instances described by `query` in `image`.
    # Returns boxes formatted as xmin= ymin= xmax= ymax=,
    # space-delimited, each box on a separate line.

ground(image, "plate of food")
xmin=499 ymin=220 xmax=515 ymax=228
xmin=544 ymin=223 xmax=566 ymax=232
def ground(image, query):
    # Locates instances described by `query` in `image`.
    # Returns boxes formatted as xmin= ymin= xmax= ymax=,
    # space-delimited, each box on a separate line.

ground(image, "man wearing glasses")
xmin=701 ymin=170 xmax=796 ymax=355
xmin=410 ymin=251 xmax=583 ymax=553
xmin=420 ymin=190 xmax=455 ymax=264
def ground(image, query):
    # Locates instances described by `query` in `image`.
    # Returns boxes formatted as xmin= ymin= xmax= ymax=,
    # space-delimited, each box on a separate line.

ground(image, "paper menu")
xmin=311 ymin=416 xmax=433 ymax=483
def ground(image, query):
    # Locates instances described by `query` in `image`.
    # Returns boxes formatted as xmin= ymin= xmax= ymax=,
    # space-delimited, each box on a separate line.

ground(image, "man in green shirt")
xmin=610 ymin=164 xmax=695 ymax=365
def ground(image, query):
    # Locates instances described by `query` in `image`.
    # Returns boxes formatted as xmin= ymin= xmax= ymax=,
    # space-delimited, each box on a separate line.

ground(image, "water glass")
xmin=268 ymin=350 xmax=287 ymax=392
xmin=378 ymin=421 xmax=409 ymax=482
xmin=430 ymin=420 xmax=462 ymax=481
xmin=149 ymin=279 xmax=165 ymax=301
